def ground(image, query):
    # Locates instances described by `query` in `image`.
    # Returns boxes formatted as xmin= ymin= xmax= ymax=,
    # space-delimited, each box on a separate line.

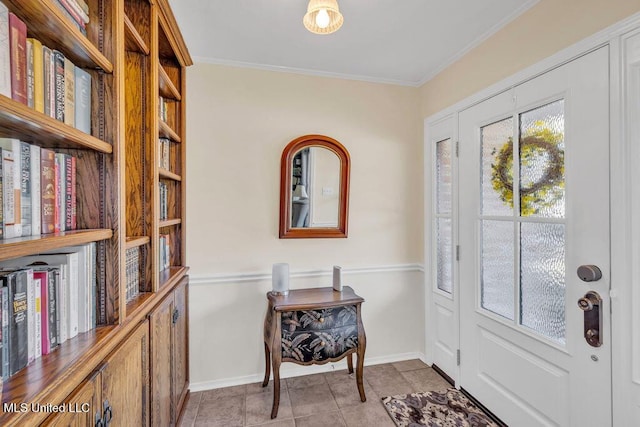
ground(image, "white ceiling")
xmin=168 ymin=0 xmax=538 ymax=86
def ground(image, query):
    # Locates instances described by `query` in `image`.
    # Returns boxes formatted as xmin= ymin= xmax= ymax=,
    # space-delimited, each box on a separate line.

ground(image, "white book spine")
xmin=34 ymin=277 xmax=42 ymax=359
xmin=30 ymin=144 xmax=41 ymax=235
xmin=2 ymin=148 xmax=15 ymax=238
xmin=0 ymin=139 xmax=23 ymax=237
xmin=26 ymin=269 xmax=35 ymax=364
xmin=58 ymin=264 xmax=67 ymax=344
xmin=0 ymin=3 xmax=11 ymax=97
xmin=67 ymin=252 xmax=79 ymax=338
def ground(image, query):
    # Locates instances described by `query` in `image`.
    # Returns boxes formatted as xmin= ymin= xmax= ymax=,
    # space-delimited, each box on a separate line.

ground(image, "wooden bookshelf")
xmin=0 ymin=0 xmax=192 ymax=425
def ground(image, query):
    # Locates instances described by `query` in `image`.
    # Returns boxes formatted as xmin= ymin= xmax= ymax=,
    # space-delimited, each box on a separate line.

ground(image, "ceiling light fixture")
xmin=303 ymin=0 xmax=344 ymax=35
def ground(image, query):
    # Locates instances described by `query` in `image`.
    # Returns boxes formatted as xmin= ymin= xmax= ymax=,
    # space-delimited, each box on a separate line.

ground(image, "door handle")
xmin=577 ymin=291 xmax=602 ymax=347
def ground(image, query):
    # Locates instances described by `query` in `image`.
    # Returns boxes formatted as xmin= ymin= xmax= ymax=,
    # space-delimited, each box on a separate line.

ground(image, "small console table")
xmin=262 ymin=286 xmax=367 ymax=418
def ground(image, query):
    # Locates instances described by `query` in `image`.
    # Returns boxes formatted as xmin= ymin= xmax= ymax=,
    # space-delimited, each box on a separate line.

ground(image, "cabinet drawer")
xmin=281 ymin=305 xmax=359 ymax=362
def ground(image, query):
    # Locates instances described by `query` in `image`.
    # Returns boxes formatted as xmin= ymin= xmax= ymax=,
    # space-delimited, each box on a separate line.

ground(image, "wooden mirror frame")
xmin=279 ymin=135 xmax=350 ymax=238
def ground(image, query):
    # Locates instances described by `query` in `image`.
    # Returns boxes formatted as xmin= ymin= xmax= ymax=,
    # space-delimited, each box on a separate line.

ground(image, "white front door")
xmin=458 ymin=47 xmax=611 ymax=426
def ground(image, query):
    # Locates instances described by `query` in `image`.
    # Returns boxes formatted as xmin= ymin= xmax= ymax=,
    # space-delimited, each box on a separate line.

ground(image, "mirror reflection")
xmin=291 ymin=147 xmax=340 ymax=228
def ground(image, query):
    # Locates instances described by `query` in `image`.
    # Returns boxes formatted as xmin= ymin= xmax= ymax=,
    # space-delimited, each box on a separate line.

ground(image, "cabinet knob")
xmin=173 ymin=308 xmax=180 ymax=324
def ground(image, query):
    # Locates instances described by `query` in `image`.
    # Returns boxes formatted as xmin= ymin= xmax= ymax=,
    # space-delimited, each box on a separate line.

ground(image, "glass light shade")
xmin=303 ymin=0 xmax=343 ymax=35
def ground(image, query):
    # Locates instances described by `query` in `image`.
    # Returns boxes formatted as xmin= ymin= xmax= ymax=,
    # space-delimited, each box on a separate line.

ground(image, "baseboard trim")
xmin=190 ymin=352 xmax=427 ymax=392
xmin=189 ymin=264 xmax=424 ymax=286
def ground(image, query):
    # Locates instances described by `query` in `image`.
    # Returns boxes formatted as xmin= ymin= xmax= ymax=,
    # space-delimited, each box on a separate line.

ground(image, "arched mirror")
xmin=279 ymin=135 xmax=350 ymax=238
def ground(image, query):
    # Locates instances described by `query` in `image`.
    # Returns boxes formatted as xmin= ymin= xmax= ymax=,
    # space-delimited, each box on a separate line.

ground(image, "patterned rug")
xmin=382 ymin=388 xmax=499 ymax=427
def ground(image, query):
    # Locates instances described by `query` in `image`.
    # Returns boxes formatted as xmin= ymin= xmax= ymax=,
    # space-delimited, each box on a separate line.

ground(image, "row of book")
xmin=0 ymin=242 xmax=97 ymax=380
xmin=159 ymin=137 xmax=171 ymax=170
xmin=0 ymin=3 xmax=92 ymax=133
xmin=0 ymin=139 xmax=77 ymax=239
xmin=159 ymin=234 xmax=171 ymax=272
xmin=125 ymin=246 xmax=140 ymax=303
xmin=159 ymin=181 xmax=169 ymax=221
xmin=54 ymin=0 xmax=90 ymax=35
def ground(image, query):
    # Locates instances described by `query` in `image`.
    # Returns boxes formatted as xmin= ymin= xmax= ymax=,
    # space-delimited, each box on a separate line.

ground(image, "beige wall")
xmin=420 ymin=0 xmax=640 ymax=118
xmin=186 ymin=64 xmax=424 ymax=387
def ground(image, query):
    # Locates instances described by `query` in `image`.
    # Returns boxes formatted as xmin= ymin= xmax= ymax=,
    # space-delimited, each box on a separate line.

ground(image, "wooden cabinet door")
xmin=173 ymin=277 xmax=189 ymax=418
xmin=101 ymin=320 xmax=150 ymax=427
xmin=42 ymin=371 xmax=101 ymax=427
xmin=150 ymin=293 xmax=174 ymax=426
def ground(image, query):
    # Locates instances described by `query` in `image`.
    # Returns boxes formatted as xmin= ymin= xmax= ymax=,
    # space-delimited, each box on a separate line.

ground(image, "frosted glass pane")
xmin=436 ymin=139 xmax=452 ymax=214
xmin=437 ymin=218 xmax=452 ymax=294
xmin=519 ymin=100 xmax=565 ymax=218
xmin=481 ymin=118 xmax=514 ymax=216
xmin=481 ymin=220 xmax=514 ymax=319
xmin=520 ymin=222 xmax=566 ymax=343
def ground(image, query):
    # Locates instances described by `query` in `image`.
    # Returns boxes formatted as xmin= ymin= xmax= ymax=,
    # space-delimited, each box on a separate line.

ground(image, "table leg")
xmin=270 ymin=358 xmax=281 ymax=419
xmin=347 ymin=352 xmax=354 ymax=374
xmin=356 ymin=349 xmax=366 ymax=402
xmin=262 ymin=342 xmax=271 ymax=387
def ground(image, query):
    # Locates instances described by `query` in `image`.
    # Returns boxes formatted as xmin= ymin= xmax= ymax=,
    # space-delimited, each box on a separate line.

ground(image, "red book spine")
xmin=8 ymin=13 xmax=27 ymax=104
xmin=56 ymin=0 xmax=87 ymax=28
xmin=40 ymin=148 xmax=56 ymax=234
xmin=34 ymin=271 xmax=50 ymax=355
xmin=54 ymin=155 xmax=60 ymax=233
xmin=64 ymin=154 xmax=73 ymax=230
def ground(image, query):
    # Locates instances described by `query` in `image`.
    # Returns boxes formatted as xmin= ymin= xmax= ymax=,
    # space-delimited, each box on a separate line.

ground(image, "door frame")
xmin=423 ymin=11 xmax=640 ymax=426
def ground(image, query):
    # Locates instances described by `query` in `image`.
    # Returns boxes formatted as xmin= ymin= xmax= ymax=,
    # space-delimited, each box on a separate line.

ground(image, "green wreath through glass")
xmin=490 ymin=123 xmax=564 ymax=216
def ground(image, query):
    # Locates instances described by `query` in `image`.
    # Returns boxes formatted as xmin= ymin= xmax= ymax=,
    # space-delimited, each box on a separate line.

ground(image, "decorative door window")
xmin=435 ymin=138 xmax=453 ymax=294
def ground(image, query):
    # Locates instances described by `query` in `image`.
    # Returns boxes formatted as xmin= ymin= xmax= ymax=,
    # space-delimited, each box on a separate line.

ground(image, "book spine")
xmin=66 ymin=253 xmax=79 ymax=339
xmin=64 ymin=154 xmax=73 ymax=231
xmin=8 ymin=13 xmax=27 ymax=105
xmin=1 ymin=286 xmax=8 ymax=380
xmin=2 ymin=149 xmax=15 ymax=239
xmin=58 ymin=265 xmax=67 ymax=344
xmin=61 ymin=0 xmax=89 ymax=23
xmin=43 ymin=47 xmax=54 ymax=118
xmin=27 ymin=38 xmax=44 ymax=113
xmin=34 ymin=271 xmax=49 ymax=355
xmin=76 ymin=0 xmax=89 ymax=15
xmin=56 ymin=0 xmax=88 ymax=27
xmin=71 ymin=156 xmax=76 ymax=230
xmin=30 ymin=145 xmax=41 ymax=235
xmin=55 ymin=153 xmax=65 ymax=232
xmin=52 ymin=50 xmax=65 ymax=122
xmin=7 ymin=271 xmax=27 ymax=376
xmin=0 ymin=148 xmax=3 ymax=239
xmin=89 ymin=242 xmax=96 ymax=329
xmin=74 ymin=67 xmax=91 ymax=134
xmin=25 ymin=39 xmax=34 ymax=108
xmin=24 ymin=269 xmax=34 ymax=365
xmin=20 ymin=142 xmax=31 ymax=236
xmin=40 ymin=148 xmax=56 ymax=234
xmin=49 ymin=269 xmax=59 ymax=349
xmin=34 ymin=277 xmax=41 ymax=359
xmin=63 ymin=57 xmax=74 ymax=127
xmin=0 ymin=4 xmax=12 ymax=98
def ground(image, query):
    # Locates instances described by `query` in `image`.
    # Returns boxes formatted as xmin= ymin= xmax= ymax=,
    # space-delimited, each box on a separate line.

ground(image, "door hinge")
xmin=455 ymin=141 xmax=459 ymax=157
xmin=456 ymin=349 xmax=461 ymax=366
xmin=456 ymin=245 xmax=460 ymax=261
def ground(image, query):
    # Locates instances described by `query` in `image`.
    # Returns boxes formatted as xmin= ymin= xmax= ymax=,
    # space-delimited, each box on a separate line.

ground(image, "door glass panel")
xmin=519 ymin=100 xmax=565 ymax=218
xmin=481 ymin=118 xmax=514 ymax=216
xmin=437 ymin=218 xmax=452 ymax=293
xmin=520 ymin=222 xmax=566 ymax=343
xmin=436 ymin=139 xmax=452 ymax=214
xmin=481 ymin=220 xmax=514 ymax=319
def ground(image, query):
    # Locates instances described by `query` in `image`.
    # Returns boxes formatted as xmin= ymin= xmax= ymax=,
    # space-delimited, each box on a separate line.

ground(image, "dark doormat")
xmin=382 ymin=388 xmax=500 ymax=427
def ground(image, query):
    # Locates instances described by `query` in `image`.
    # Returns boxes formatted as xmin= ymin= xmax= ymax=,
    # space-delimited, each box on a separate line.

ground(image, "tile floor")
xmin=179 ymin=359 xmax=451 ymax=427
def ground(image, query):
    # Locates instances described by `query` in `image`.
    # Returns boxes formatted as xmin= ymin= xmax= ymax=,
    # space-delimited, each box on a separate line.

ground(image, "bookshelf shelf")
xmin=126 ymin=235 xmax=151 ymax=249
xmin=0 ymin=95 xmax=113 ymax=153
xmin=3 ymin=0 xmax=113 ymax=72
xmin=159 ymin=218 xmax=182 ymax=228
xmin=159 ymin=168 xmax=181 ymax=181
xmin=158 ymin=65 xmax=181 ymax=100
xmin=124 ymin=14 xmax=150 ymax=55
xmin=158 ymin=266 xmax=189 ymax=289
xmin=159 ymin=119 xmax=181 ymax=142
xmin=0 ymin=229 xmax=113 ymax=261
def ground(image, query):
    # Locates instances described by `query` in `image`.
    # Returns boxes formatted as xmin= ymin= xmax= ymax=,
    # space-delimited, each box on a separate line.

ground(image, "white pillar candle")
xmin=272 ymin=263 xmax=290 ymax=295
xmin=333 ymin=265 xmax=342 ymax=292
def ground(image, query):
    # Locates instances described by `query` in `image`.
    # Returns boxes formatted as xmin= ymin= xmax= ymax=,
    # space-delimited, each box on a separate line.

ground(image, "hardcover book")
xmin=74 ymin=67 xmax=91 ymax=134
xmin=30 ymin=144 xmax=41 ymax=235
xmin=27 ymin=38 xmax=44 ymax=113
xmin=40 ymin=148 xmax=56 ymax=234
xmin=33 ymin=277 xmax=41 ymax=359
xmin=1 ymin=147 xmax=16 ymax=238
xmin=63 ymin=57 xmax=74 ymax=127
xmin=0 ymin=4 xmax=11 ymax=98
xmin=0 ymin=139 xmax=23 ymax=238
xmin=43 ymin=46 xmax=54 ymax=118
xmin=2 ymin=270 xmax=28 ymax=376
xmin=19 ymin=142 xmax=31 ymax=236
xmin=64 ymin=154 xmax=73 ymax=231
xmin=25 ymin=38 xmax=34 ymax=108
xmin=1 ymin=286 xmax=8 ymax=380
xmin=8 ymin=13 xmax=27 ymax=105
xmin=52 ymin=50 xmax=65 ymax=122
xmin=55 ymin=153 xmax=66 ymax=232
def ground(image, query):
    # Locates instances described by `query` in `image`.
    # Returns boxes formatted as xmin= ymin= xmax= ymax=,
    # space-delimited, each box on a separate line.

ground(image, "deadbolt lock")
xmin=578 ymin=291 xmax=603 ymax=347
